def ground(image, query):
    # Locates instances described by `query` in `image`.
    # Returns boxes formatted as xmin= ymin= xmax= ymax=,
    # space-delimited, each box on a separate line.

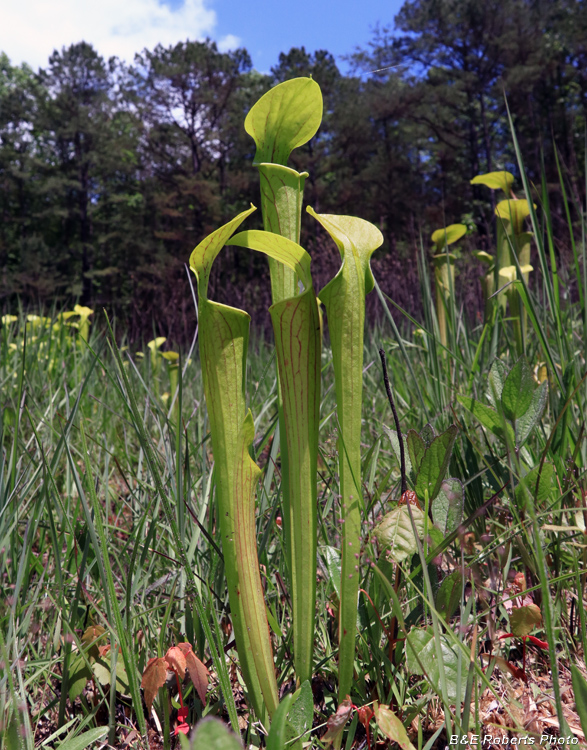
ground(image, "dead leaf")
xmin=357 ymin=705 xmax=374 ymax=748
xmin=165 ymin=646 xmax=187 ymax=680
xmin=357 ymin=705 xmax=374 ymax=730
xmin=322 ymin=697 xmax=353 ymax=745
xmin=81 ymin=625 xmax=106 ymax=660
xmin=177 ymin=642 xmax=209 ymax=705
xmin=141 ymin=657 xmax=168 ymax=715
xmin=494 ymin=655 xmax=528 ymax=682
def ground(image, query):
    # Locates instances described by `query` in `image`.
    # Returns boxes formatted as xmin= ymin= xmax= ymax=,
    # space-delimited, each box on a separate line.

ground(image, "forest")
xmin=1 ymin=0 xmax=586 ymax=341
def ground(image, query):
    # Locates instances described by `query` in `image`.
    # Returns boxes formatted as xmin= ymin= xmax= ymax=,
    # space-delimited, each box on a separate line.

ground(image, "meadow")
xmin=1 ymin=79 xmax=587 ymax=750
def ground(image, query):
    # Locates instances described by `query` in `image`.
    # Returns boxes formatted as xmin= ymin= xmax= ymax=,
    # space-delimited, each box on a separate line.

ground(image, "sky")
xmin=0 ymin=0 xmax=404 ymax=75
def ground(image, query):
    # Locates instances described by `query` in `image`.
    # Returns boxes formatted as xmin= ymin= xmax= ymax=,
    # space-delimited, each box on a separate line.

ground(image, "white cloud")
xmin=0 ymin=0 xmax=226 ymax=71
xmin=217 ymin=33 xmax=242 ymax=53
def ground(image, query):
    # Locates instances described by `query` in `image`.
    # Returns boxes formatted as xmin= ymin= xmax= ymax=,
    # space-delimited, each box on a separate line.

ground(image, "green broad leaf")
xmin=415 ymin=425 xmax=458 ymax=504
xmin=286 ymin=680 xmax=313 ymax=745
xmin=56 ymin=727 xmax=109 ymax=750
xmin=244 ymin=77 xmax=323 ymax=166
xmin=516 ymin=381 xmax=548 ymax=445
xmin=570 ymin=665 xmax=587 ymax=738
xmin=432 ymin=478 xmax=464 ymax=536
xmin=457 ymin=395 xmax=514 ymax=443
xmin=67 ymin=654 xmax=92 ymax=701
xmin=427 ymin=524 xmax=445 ymax=550
xmin=420 ymin=423 xmax=436 ymax=447
xmin=186 ymin=718 xmax=244 ymax=750
xmin=3 ymin=712 xmax=20 ymax=750
xmin=501 ymin=357 xmax=534 ymax=421
xmin=431 ymin=224 xmax=467 ymax=250
xmin=514 ymin=463 xmax=554 ymax=509
xmin=383 ymin=426 xmax=413 ymax=478
xmin=322 ymin=545 xmax=342 ymax=600
xmin=471 ymin=171 xmax=514 ymax=193
xmin=435 ymin=571 xmax=463 ymax=623
xmin=374 ymin=505 xmax=426 ymax=564
xmin=487 ymin=359 xmax=507 ymax=406
xmin=92 ymin=653 xmax=130 ymax=695
xmin=303 ymin=209 xmax=383 ymax=700
xmin=407 ymin=429 xmax=426 ymax=476
xmin=510 ymin=604 xmax=542 ymax=637
xmin=405 ymin=627 xmax=466 ymax=703
xmin=374 ymin=704 xmax=416 ymax=750
xmin=267 ymin=695 xmax=294 ymax=750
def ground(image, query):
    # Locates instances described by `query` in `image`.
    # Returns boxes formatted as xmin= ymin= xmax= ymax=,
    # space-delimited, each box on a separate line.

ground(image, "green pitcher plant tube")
xmin=307 ymin=208 xmax=383 ymax=700
xmin=228 ymin=229 xmax=321 ymax=686
xmin=470 ymin=170 xmax=516 ymax=318
xmin=430 ymin=224 xmax=466 ymax=349
xmin=189 ymin=206 xmax=277 ymax=722
xmin=233 ymin=410 xmax=280 ymax=716
xmin=256 ymin=163 xmax=309 ymax=584
xmin=245 ymin=77 xmax=322 ymax=609
xmin=495 ymin=198 xmax=535 ymax=354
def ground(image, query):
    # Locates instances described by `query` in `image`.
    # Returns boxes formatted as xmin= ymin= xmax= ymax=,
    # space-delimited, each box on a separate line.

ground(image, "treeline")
xmin=1 ymin=0 xmax=586 ymax=342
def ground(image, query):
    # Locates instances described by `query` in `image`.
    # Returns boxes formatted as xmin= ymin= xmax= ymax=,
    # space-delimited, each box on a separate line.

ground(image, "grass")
xmin=1 ymin=158 xmax=587 ymax=749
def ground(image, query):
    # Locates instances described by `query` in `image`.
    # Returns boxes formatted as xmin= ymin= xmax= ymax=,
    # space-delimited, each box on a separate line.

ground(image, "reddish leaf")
xmin=98 ymin=643 xmax=116 ymax=658
xmin=165 ymin=646 xmax=187 ymax=680
xmin=177 ymin=643 xmax=209 ymax=705
xmin=141 ymin=657 xmax=168 ymax=715
xmin=499 ymin=632 xmax=548 ymax=650
xmin=357 ymin=705 xmax=374 ymax=750
xmin=374 ymin=704 xmax=416 ymax=750
xmin=357 ymin=705 xmax=374 ymax=730
xmin=322 ymin=697 xmax=353 ymax=744
xmin=494 ymin=655 xmax=528 ymax=683
xmin=525 ymin=635 xmax=548 ymax=649
xmin=174 ymin=706 xmax=190 ymax=736
xmin=399 ymin=490 xmax=422 ymax=509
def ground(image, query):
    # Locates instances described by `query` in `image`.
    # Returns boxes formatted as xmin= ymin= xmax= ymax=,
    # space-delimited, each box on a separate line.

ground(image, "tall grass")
xmin=1 ymin=147 xmax=586 ymax=749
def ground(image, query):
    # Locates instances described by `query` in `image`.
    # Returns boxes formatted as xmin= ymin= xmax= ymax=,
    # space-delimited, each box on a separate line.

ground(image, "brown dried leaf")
xmin=177 ymin=642 xmax=209 ymax=705
xmin=357 ymin=705 xmax=374 ymax=733
xmin=81 ymin=625 xmax=106 ymax=660
xmin=141 ymin=657 xmax=168 ymax=715
xmin=494 ymin=655 xmax=528 ymax=683
xmin=165 ymin=646 xmax=187 ymax=680
xmin=322 ymin=697 xmax=353 ymax=744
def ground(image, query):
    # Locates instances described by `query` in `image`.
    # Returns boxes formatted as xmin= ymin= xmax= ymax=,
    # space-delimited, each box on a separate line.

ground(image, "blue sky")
xmin=1 ymin=0 xmax=404 ymax=74
xmin=198 ymin=0 xmax=404 ymax=73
